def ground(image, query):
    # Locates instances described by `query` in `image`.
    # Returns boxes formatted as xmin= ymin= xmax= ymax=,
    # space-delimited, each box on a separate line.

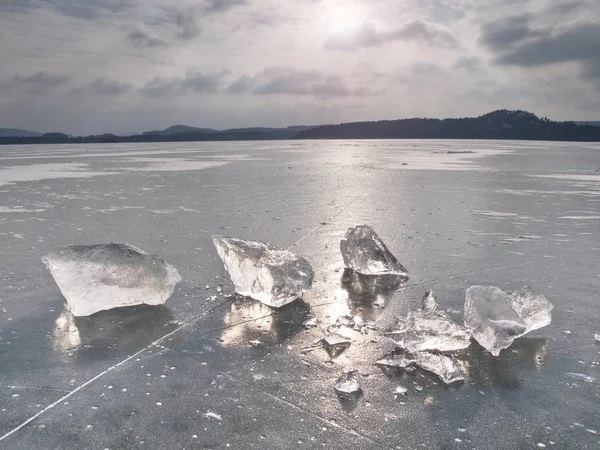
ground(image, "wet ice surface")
xmin=1 ymin=140 xmax=600 ymax=449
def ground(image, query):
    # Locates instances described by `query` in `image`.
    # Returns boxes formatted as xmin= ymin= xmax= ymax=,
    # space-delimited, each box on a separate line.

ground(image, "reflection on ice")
xmin=341 ymin=269 xmax=405 ymax=317
xmin=53 ymin=308 xmax=81 ymax=353
xmin=220 ymin=296 xmax=310 ymax=347
xmin=52 ymin=304 xmax=177 ymax=361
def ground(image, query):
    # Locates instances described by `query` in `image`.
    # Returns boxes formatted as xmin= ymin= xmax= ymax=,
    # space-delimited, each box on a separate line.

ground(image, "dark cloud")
xmin=478 ymin=14 xmax=547 ymax=51
xmin=89 ymin=78 xmax=131 ymax=95
xmin=174 ymin=8 xmax=202 ymax=40
xmin=140 ymin=72 xmax=226 ymax=97
xmin=12 ymin=71 xmax=70 ymax=86
xmin=224 ymin=75 xmax=254 ymax=94
xmin=0 ymin=0 xmax=135 ymax=20
xmin=325 ymin=20 xmax=457 ymax=52
xmin=126 ymin=28 xmax=166 ymax=48
xmin=251 ymin=68 xmax=372 ymax=97
xmin=412 ymin=61 xmax=442 ymax=76
xmin=453 ymin=56 xmax=482 ymax=72
xmin=204 ymin=0 xmax=247 ymax=13
xmin=548 ymin=0 xmax=589 ymax=16
xmin=493 ymin=23 xmax=600 ymax=70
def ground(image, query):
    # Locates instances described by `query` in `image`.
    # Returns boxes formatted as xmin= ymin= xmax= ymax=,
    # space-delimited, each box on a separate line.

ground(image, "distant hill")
xmin=142 ymin=125 xmax=218 ymax=136
xmin=2 ymin=111 xmax=600 ymax=144
xmin=0 ymin=128 xmax=41 ymax=137
xmin=296 ymin=110 xmax=600 ymax=142
xmin=575 ymin=121 xmax=600 ymax=127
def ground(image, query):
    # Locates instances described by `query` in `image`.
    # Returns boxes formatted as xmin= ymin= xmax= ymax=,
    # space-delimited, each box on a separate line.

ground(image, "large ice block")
xmin=213 ymin=236 xmax=314 ymax=308
xmin=340 ymin=225 xmax=408 ymax=276
xmin=42 ymin=243 xmax=181 ymax=317
xmin=386 ymin=290 xmax=471 ymax=352
xmin=464 ymin=285 xmax=527 ymax=356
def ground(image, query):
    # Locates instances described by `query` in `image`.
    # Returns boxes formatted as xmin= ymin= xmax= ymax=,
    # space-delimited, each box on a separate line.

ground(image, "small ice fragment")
xmin=249 ymin=340 xmax=262 ymax=346
xmin=394 ymin=385 xmax=408 ymax=396
xmin=213 ymin=236 xmax=314 ymax=308
xmin=412 ymin=352 xmax=465 ymax=384
xmin=334 ymin=370 xmax=362 ymax=394
xmin=594 ymin=333 xmax=600 ymax=342
xmin=42 ymin=243 xmax=181 ymax=316
xmin=414 ymin=384 xmax=423 ymax=392
xmin=322 ymin=333 xmax=352 ymax=357
xmin=563 ymin=330 xmax=572 ymax=335
xmin=422 ymin=290 xmax=437 ymax=312
xmin=537 ymin=444 xmax=546 ymax=448
xmin=565 ymin=373 xmax=595 ymax=383
xmin=353 ymin=316 xmax=365 ymax=329
xmin=464 ymin=286 xmax=527 ymax=356
xmin=386 ymin=297 xmax=471 ymax=353
xmin=303 ymin=317 xmax=318 ymax=329
xmin=508 ymin=286 xmax=553 ymax=333
xmin=340 ymin=225 xmax=408 ymax=276
xmin=205 ymin=411 xmax=222 ymax=421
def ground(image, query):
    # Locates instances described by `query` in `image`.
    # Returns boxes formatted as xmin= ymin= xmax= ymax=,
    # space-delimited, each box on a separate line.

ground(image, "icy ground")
xmin=1 ymin=140 xmax=599 ymax=449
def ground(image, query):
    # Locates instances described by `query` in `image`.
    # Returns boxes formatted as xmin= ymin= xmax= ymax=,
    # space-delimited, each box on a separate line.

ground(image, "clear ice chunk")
xmin=42 ymin=243 xmax=181 ymax=317
xmin=340 ymin=225 xmax=408 ymax=276
xmin=386 ymin=290 xmax=471 ymax=352
xmin=213 ymin=236 xmax=314 ymax=308
xmin=412 ymin=352 xmax=464 ymax=384
xmin=508 ymin=286 xmax=553 ymax=333
xmin=464 ymin=286 xmax=527 ymax=356
xmin=334 ymin=369 xmax=362 ymax=394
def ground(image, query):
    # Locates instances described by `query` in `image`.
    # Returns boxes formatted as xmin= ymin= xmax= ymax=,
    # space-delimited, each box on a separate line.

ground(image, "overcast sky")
xmin=1 ymin=0 xmax=599 ymax=134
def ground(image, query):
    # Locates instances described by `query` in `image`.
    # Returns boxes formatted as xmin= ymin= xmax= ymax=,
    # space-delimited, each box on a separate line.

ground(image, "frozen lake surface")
xmin=0 ymin=140 xmax=599 ymax=449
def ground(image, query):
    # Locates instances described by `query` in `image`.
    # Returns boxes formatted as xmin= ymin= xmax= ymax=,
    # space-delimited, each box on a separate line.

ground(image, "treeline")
xmin=2 ymin=110 xmax=599 ymax=145
xmin=296 ymin=110 xmax=600 ymax=141
xmin=0 ymin=128 xmax=302 ymax=145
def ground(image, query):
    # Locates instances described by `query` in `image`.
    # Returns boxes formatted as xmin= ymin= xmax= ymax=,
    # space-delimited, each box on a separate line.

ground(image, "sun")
xmin=327 ymin=7 xmax=362 ymax=34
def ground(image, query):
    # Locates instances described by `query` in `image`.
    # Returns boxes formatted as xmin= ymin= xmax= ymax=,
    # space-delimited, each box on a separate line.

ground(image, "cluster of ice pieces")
xmin=42 ymin=225 xmax=402 ymax=318
xmin=42 ymin=243 xmax=181 ymax=317
xmin=213 ymin=225 xmax=406 ymax=308
xmin=382 ymin=286 xmax=553 ymax=384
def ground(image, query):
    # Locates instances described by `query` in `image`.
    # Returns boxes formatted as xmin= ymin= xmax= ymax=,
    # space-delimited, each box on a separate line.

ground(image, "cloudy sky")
xmin=1 ymin=0 xmax=599 ymax=134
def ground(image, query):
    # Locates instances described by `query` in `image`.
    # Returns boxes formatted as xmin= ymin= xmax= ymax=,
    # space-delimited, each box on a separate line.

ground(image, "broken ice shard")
xmin=42 ymin=243 xmax=181 ymax=317
xmin=340 ymin=225 xmax=408 ymax=276
xmin=376 ymin=351 xmax=415 ymax=369
xmin=386 ymin=290 xmax=471 ymax=352
xmin=422 ymin=290 xmax=437 ymax=312
xmin=508 ymin=286 xmax=553 ymax=333
xmin=412 ymin=352 xmax=464 ymax=384
xmin=334 ymin=369 xmax=362 ymax=394
xmin=464 ymin=286 xmax=527 ymax=356
xmin=376 ymin=350 xmax=464 ymax=384
xmin=213 ymin=236 xmax=314 ymax=308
